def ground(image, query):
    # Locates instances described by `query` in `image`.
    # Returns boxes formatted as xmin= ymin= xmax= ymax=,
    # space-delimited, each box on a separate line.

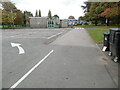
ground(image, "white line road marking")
xmin=10 ymin=36 xmax=15 ymax=37
xmin=47 ymin=32 xmax=63 ymax=39
xmin=75 ymin=28 xmax=84 ymax=30
xmin=10 ymin=50 xmax=54 ymax=89
xmin=10 ymin=32 xmax=36 ymax=38
xmin=11 ymin=43 xmax=25 ymax=54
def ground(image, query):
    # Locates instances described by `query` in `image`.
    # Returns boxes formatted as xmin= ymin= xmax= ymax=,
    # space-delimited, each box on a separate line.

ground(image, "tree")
xmin=0 ymin=9 xmax=2 ymax=24
xmin=82 ymin=2 xmax=105 ymax=26
xmin=14 ymin=10 xmax=23 ymax=25
xmin=1 ymin=1 xmax=33 ymax=25
xmin=2 ymin=10 xmax=10 ymax=24
xmin=1 ymin=1 xmax=17 ymax=25
xmin=35 ymin=10 xmax=38 ymax=17
xmin=1 ymin=1 xmax=17 ymax=12
xmin=53 ymin=14 xmax=59 ymax=19
xmin=38 ymin=10 xmax=41 ymax=17
xmin=82 ymin=2 xmax=120 ymax=26
xmin=81 ymin=2 xmax=91 ymax=13
xmin=100 ymin=2 xmax=120 ymax=26
xmin=23 ymin=11 xmax=26 ymax=25
xmin=88 ymin=2 xmax=104 ymax=26
xmin=48 ymin=10 xmax=52 ymax=19
xmin=78 ymin=16 xmax=84 ymax=21
xmin=24 ymin=11 xmax=33 ymax=25
xmin=68 ymin=16 xmax=75 ymax=19
xmin=2 ymin=9 xmax=16 ymax=25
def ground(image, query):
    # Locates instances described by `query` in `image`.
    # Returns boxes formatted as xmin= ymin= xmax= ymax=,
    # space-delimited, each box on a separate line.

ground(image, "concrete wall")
xmin=30 ymin=17 xmax=48 ymax=28
xmin=30 ymin=17 xmax=69 ymax=28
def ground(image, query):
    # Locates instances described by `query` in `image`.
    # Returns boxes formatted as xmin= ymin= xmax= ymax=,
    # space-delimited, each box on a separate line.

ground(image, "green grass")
xmin=87 ymin=29 xmax=109 ymax=43
xmin=76 ymin=25 xmax=117 ymax=43
xmin=77 ymin=25 xmax=120 ymax=29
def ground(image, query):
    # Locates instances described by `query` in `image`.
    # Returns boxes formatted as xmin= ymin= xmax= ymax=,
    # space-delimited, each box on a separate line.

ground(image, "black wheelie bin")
xmin=109 ymin=28 xmax=120 ymax=62
xmin=103 ymin=32 xmax=110 ymax=51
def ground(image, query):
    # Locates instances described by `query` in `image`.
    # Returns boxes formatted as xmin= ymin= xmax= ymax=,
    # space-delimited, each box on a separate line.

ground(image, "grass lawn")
xmin=77 ymin=25 xmax=120 ymax=29
xmin=76 ymin=25 xmax=120 ymax=43
xmin=87 ymin=29 xmax=109 ymax=43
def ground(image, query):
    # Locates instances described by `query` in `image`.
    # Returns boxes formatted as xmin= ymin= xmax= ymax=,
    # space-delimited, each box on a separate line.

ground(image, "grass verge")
xmin=77 ymin=25 xmax=120 ymax=29
xmin=87 ymin=29 xmax=109 ymax=43
xmin=76 ymin=25 xmax=117 ymax=43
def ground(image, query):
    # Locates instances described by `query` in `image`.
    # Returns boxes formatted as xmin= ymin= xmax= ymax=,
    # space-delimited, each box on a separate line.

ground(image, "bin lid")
xmin=104 ymin=32 xmax=110 ymax=34
xmin=110 ymin=28 xmax=120 ymax=31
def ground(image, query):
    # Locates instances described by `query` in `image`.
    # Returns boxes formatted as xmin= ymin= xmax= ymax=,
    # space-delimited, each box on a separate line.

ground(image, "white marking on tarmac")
xmin=10 ymin=36 xmax=15 ymax=37
xmin=11 ymin=43 xmax=25 ymax=54
xmin=75 ymin=27 xmax=84 ymax=30
xmin=10 ymin=50 xmax=54 ymax=89
xmin=47 ymin=32 xmax=63 ymax=39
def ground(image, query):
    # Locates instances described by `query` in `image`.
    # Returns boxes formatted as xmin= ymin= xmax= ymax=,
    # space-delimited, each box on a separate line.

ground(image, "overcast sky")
xmin=11 ymin=0 xmax=87 ymax=19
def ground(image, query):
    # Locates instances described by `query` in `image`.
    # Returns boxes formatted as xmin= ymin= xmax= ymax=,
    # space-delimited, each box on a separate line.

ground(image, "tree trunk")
xmin=106 ymin=18 xmax=110 ymax=26
xmin=95 ymin=20 xmax=98 ymax=26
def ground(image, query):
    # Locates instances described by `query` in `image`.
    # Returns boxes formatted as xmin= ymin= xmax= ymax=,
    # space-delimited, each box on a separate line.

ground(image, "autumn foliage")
xmin=101 ymin=7 xmax=119 ymax=18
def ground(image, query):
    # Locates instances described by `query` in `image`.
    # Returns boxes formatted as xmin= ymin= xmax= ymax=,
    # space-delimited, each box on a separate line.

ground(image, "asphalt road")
xmin=1 ymin=28 xmax=118 ymax=89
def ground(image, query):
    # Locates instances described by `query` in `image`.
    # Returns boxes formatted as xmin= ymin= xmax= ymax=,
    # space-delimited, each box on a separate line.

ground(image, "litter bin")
xmin=109 ymin=28 xmax=120 ymax=62
xmin=103 ymin=32 xmax=110 ymax=51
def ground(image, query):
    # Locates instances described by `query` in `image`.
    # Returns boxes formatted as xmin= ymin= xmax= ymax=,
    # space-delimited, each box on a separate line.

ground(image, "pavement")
xmin=1 ymin=28 xmax=118 ymax=89
xmin=97 ymin=44 xmax=118 ymax=87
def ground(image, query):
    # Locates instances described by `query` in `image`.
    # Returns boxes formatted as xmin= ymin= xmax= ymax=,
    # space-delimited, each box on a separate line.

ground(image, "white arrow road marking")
xmin=11 ymin=43 xmax=25 ymax=54
xmin=9 ymin=50 xmax=54 ymax=89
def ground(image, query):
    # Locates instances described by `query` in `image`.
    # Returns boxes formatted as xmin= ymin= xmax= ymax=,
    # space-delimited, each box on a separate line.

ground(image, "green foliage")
xmin=24 ymin=11 xmax=33 ymax=25
xmin=1 ymin=1 xmax=33 ymax=25
xmin=48 ymin=10 xmax=52 ymax=19
xmin=53 ymin=14 xmax=59 ymax=19
xmin=68 ymin=16 xmax=75 ymax=19
xmin=87 ymin=29 xmax=109 ymax=43
xmin=81 ymin=2 xmax=91 ymax=13
xmin=1 ymin=2 xmax=17 ymax=24
xmin=2 ymin=9 xmax=16 ymax=24
xmin=78 ymin=25 xmax=120 ymax=29
xmin=14 ymin=10 xmax=23 ymax=25
xmin=82 ymin=2 xmax=120 ymax=26
xmin=2 ymin=2 xmax=17 ymax=12
xmin=35 ymin=10 xmax=38 ymax=17
xmin=78 ymin=16 xmax=84 ymax=21
xmin=39 ymin=10 xmax=41 ymax=17
xmin=0 ymin=9 xmax=2 ymax=24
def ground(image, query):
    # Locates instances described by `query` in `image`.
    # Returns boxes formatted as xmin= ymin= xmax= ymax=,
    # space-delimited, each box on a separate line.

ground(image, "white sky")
xmin=11 ymin=0 xmax=87 ymax=19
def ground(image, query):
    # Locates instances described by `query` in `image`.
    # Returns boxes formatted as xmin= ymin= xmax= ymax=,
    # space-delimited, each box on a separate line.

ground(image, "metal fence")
xmin=0 ymin=25 xmax=26 ymax=29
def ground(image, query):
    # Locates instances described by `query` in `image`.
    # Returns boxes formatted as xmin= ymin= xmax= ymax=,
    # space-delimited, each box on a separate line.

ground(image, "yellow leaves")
xmin=2 ymin=10 xmax=16 ymax=24
xmin=0 ymin=9 xmax=2 ymax=24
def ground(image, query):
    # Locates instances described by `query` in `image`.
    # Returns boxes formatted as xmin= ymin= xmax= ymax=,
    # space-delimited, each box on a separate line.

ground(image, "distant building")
xmin=30 ymin=17 xmax=48 ymax=28
xmin=67 ymin=19 xmax=78 ymax=26
xmin=29 ymin=17 xmax=69 ymax=28
xmin=78 ymin=20 xmax=92 ymax=25
xmin=60 ymin=19 xmax=68 ymax=28
xmin=48 ymin=17 xmax=60 ymax=28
